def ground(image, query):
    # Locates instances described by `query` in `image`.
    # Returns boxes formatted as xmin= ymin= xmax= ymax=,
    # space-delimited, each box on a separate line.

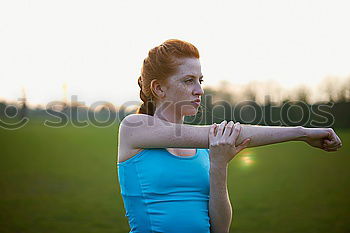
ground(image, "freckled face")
xmin=162 ymin=58 xmax=204 ymax=116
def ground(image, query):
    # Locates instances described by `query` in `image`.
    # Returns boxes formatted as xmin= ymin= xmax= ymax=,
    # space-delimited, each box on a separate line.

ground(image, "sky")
xmin=1 ymin=0 xmax=349 ymax=107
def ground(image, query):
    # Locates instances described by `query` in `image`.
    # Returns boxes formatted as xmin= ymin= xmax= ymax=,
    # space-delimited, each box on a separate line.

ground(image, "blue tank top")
xmin=117 ymin=148 xmax=211 ymax=233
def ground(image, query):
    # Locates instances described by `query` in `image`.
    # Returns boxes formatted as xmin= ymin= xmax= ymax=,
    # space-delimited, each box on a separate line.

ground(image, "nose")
xmin=193 ymin=82 xmax=204 ymax=97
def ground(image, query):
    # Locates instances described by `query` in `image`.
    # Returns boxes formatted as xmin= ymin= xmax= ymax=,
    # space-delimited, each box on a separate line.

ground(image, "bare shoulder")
xmin=120 ymin=113 xmax=152 ymax=126
xmin=118 ymin=113 xmax=149 ymax=136
xmin=117 ymin=114 xmax=149 ymax=163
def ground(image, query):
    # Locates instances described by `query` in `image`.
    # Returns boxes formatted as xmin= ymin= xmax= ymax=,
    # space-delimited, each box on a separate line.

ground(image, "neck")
xmin=153 ymin=102 xmax=184 ymax=124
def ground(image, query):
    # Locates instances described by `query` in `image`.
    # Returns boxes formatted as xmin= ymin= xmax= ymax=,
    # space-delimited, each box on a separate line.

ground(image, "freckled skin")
xmin=154 ymin=57 xmax=204 ymax=123
xmin=164 ymin=58 xmax=203 ymax=115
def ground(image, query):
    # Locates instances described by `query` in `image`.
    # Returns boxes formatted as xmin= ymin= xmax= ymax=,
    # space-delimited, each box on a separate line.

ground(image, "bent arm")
xmin=119 ymin=114 xmax=306 ymax=149
xmin=209 ymin=162 xmax=232 ymax=233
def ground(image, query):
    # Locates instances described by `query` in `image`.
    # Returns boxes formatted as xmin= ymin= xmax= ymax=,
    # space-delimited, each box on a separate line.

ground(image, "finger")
xmin=330 ymin=138 xmax=337 ymax=146
xmin=335 ymin=134 xmax=342 ymax=147
xmin=212 ymin=123 xmax=218 ymax=137
xmin=324 ymin=147 xmax=338 ymax=152
xmin=223 ymin=121 xmax=234 ymax=138
xmin=323 ymin=144 xmax=339 ymax=151
xmin=217 ymin=120 xmax=227 ymax=136
xmin=323 ymin=139 xmax=332 ymax=147
xmin=229 ymin=122 xmax=241 ymax=145
xmin=327 ymin=130 xmax=333 ymax=139
xmin=323 ymin=136 xmax=339 ymax=145
xmin=328 ymin=130 xmax=337 ymax=145
xmin=325 ymin=135 xmax=342 ymax=148
xmin=324 ymin=138 xmax=338 ymax=148
xmin=325 ymin=144 xmax=341 ymax=150
xmin=209 ymin=124 xmax=216 ymax=139
xmin=236 ymin=138 xmax=251 ymax=153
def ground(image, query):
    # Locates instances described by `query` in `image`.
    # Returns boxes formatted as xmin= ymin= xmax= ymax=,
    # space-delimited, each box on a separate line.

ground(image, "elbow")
xmin=210 ymin=218 xmax=231 ymax=233
xmin=210 ymin=226 xmax=230 ymax=233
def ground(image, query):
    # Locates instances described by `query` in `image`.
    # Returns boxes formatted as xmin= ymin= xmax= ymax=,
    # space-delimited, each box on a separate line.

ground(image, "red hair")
xmin=136 ymin=39 xmax=200 ymax=116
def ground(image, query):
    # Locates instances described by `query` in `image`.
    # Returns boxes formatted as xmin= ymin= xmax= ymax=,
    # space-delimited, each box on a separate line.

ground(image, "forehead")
xmin=173 ymin=57 xmax=202 ymax=78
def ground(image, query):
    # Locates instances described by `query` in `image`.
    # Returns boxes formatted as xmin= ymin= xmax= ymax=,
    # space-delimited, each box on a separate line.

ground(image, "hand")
xmin=301 ymin=127 xmax=342 ymax=152
xmin=209 ymin=120 xmax=251 ymax=166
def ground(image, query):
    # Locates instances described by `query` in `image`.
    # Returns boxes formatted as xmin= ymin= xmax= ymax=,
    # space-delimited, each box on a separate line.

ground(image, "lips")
xmin=191 ymin=99 xmax=201 ymax=107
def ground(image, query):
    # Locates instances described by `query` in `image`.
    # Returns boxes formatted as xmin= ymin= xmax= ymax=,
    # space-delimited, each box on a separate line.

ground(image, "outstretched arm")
xmin=119 ymin=114 xmax=342 ymax=151
xmin=239 ymin=122 xmax=342 ymax=151
xmin=234 ymin=123 xmax=305 ymax=147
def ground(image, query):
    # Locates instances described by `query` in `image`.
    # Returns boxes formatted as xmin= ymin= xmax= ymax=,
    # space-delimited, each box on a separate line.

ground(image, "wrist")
xmin=295 ymin=126 xmax=308 ymax=141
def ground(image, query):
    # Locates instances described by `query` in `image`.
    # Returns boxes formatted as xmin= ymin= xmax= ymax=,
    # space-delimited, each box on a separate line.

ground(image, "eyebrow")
xmin=182 ymin=75 xmax=204 ymax=79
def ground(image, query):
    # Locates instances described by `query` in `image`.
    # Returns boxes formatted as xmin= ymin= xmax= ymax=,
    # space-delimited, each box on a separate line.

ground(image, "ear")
xmin=150 ymin=79 xmax=166 ymax=98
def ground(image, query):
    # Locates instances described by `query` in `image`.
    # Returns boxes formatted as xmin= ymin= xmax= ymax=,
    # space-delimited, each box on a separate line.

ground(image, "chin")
xmin=183 ymin=106 xmax=199 ymax=116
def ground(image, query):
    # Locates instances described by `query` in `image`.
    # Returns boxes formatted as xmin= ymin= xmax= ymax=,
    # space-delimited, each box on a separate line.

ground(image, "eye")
xmin=185 ymin=78 xmax=204 ymax=84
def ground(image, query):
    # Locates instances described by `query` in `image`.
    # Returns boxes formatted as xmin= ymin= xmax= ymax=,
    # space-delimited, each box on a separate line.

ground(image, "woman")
xmin=117 ymin=39 xmax=342 ymax=233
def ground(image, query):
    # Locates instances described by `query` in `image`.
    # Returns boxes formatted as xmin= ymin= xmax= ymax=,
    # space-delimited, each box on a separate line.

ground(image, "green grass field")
xmin=0 ymin=122 xmax=349 ymax=233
